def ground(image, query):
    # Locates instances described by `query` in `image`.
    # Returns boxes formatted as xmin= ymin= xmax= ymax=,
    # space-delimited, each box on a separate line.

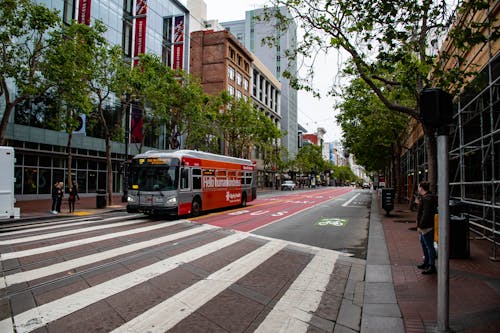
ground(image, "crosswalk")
xmin=0 ymin=215 xmax=353 ymax=332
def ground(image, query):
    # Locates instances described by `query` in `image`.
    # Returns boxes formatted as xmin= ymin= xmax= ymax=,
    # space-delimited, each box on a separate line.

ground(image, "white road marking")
xmin=111 ymin=240 xmax=287 ymax=333
xmin=255 ymin=249 xmax=339 ymax=332
xmin=0 ymin=215 xmax=142 ymax=237
xmin=0 ymin=219 xmax=150 ymax=245
xmin=0 ymin=220 xmax=186 ymax=260
xmin=4 ymin=232 xmax=248 ymax=333
xmin=342 ymin=193 xmax=361 ymax=207
xmin=1 ymin=224 xmax=216 ymax=289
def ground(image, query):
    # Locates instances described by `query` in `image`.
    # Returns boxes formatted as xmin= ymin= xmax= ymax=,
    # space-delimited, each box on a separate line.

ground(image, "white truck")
xmin=0 ymin=146 xmax=20 ymax=219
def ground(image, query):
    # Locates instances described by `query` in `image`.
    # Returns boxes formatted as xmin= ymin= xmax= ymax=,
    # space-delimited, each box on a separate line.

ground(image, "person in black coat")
xmin=68 ymin=184 xmax=80 ymax=213
xmin=415 ymin=181 xmax=438 ymax=274
xmin=51 ymin=182 xmax=59 ymax=214
xmin=55 ymin=182 xmax=64 ymax=213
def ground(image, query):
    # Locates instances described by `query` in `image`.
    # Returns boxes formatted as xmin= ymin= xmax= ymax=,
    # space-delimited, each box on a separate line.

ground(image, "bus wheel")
xmin=241 ymin=193 xmax=247 ymax=207
xmin=191 ymin=198 xmax=201 ymax=217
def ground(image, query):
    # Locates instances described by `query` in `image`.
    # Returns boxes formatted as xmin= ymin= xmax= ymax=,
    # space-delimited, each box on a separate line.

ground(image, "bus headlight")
xmin=127 ymin=196 xmax=135 ymax=203
xmin=166 ymin=196 xmax=177 ymax=205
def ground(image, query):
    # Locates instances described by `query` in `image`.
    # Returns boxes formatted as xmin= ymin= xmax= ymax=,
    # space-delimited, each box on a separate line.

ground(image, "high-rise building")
xmin=221 ymin=7 xmax=298 ymax=158
xmin=1 ymin=0 xmax=190 ymax=198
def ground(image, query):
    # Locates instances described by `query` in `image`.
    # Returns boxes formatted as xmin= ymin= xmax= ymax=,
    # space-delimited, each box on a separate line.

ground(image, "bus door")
xmin=177 ymin=167 xmax=192 ymax=215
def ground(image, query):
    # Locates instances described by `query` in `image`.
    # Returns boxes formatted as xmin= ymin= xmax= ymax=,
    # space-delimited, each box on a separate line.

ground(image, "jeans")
xmin=420 ymin=230 xmax=437 ymax=267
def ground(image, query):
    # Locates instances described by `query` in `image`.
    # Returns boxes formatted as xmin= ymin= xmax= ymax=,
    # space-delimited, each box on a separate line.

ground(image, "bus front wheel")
xmin=191 ymin=198 xmax=201 ymax=217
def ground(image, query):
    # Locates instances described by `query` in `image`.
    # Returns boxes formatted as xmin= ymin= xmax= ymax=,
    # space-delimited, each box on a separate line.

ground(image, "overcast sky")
xmin=182 ymin=0 xmax=344 ymax=142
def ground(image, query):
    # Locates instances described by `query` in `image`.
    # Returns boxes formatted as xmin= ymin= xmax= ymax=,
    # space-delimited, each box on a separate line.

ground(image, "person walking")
xmin=415 ymin=181 xmax=438 ymax=275
xmin=55 ymin=182 xmax=64 ymax=213
xmin=51 ymin=182 xmax=59 ymax=214
xmin=68 ymin=184 xmax=80 ymax=213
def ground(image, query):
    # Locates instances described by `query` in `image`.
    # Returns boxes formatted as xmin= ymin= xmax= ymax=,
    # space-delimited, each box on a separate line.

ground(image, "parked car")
xmin=281 ymin=180 xmax=296 ymax=190
xmin=362 ymin=183 xmax=370 ymax=189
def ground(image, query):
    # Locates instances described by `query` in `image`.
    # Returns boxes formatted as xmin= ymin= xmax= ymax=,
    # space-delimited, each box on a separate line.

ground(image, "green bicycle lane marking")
xmin=314 ymin=217 xmax=348 ymax=227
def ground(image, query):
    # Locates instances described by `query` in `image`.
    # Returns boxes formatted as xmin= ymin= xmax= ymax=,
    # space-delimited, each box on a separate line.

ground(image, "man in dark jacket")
xmin=415 ymin=181 xmax=438 ymax=274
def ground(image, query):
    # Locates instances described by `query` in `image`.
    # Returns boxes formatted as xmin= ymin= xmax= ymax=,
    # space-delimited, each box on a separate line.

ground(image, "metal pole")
xmin=122 ymin=97 xmax=130 ymax=203
xmin=437 ymin=129 xmax=450 ymax=332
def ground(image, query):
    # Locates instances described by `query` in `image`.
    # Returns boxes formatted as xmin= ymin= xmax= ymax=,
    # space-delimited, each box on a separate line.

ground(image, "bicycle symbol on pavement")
xmin=315 ymin=218 xmax=348 ymax=227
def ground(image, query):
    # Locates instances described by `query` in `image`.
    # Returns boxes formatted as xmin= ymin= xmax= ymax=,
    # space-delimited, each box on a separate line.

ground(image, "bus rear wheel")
xmin=191 ymin=198 xmax=201 ymax=217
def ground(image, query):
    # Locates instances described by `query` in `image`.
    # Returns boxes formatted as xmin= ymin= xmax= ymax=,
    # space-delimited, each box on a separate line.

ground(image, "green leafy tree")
xmin=0 ymin=0 xmax=60 ymax=145
xmin=336 ymin=77 xmax=409 ymax=188
xmin=294 ymin=144 xmax=327 ymax=179
xmin=44 ymin=22 xmax=104 ymax=190
xmin=262 ymin=0 xmax=499 ymax=192
xmin=86 ymin=21 xmax=124 ymax=205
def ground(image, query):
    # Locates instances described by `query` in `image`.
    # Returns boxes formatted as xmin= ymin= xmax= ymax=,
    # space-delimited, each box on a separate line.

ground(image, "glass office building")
xmin=1 ymin=0 xmax=189 ymax=199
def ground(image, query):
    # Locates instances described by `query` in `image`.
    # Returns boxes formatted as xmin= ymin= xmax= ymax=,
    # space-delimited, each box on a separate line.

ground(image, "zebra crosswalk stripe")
xmin=111 ymin=240 xmax=288 ymax=333
xmin=1 ymin=224 xmax=217 ymax=289
xmin=254 ymin=249 xmax=339 ymax=332
xmin=4 ymin=232 xmax=248 ymax=333
xmin=1 ymin=220 xmax=185 ymax=260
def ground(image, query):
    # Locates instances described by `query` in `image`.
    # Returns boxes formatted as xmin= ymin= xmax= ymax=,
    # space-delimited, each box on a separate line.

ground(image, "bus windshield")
xmin=129 ymin=165 xmax=179 ymax=191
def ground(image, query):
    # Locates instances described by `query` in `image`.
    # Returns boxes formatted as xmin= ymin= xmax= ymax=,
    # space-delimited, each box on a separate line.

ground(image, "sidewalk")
xmin=365 ymin=192 xmax=500 ymax=333
xmin=10 ymin=194 xmax=127 ymax=220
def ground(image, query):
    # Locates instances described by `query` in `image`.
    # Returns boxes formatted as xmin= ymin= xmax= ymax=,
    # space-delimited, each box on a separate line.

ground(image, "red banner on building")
xmin=78 ymin=0 xmax=91 ymax=25
xmin=172 ymin=16 xmax=184 ymax=69
xmin=132 ymin=0 xmax=148 ymax=140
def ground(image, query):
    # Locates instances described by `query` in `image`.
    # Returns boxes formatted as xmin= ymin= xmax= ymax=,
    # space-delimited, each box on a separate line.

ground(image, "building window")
xmin=162 ymin=17 xmax=173 ymax=66
xmin=228 ymin=66 xmax=235 ymax=80
xmin=229 ymin=47 xmax=235 ymax=60
xmin=63 ymin=0 xmax=75 ymax=25
xmin=228 ymin=85 xmax=235 ymax=96
xmin=243 ymin=79 xmax=249 ymax=91
xmin=236 ymin=90 xmax=242 ymax=99
xmin=236 ymin=72 xmax=242 ymax=86
xmin=123 ymin=20 xmax=133 ymax=57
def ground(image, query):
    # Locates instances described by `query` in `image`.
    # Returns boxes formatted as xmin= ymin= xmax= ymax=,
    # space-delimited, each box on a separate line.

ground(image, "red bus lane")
xmin=190 ymin=187 xmax=353 ymax=232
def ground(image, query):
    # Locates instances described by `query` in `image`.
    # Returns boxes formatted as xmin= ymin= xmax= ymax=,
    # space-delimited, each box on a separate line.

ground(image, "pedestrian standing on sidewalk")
xmin=68 ymin=184 xmax=80 ymax=213
xmin=415 ymin=181 xmax=438 ymax=275
xmin=55 ymin=182 xmax=64 ymax=213
xmin=51 ymin=182 xmax=59 ymax=214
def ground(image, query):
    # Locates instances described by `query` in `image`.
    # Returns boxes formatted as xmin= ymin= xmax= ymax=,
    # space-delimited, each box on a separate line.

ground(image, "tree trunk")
xmin=423 ymin=126 xmax=437 ymax=193
xmin=0 ymin=102 xmax=14 ymax=146
xmin=106 ymin=134 xmax=113 ymax=206
xmin=66 ymin=131 xmax=74 ymax=192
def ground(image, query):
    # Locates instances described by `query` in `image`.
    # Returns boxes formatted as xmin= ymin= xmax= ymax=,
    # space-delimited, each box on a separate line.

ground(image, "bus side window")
xmin=180 ymin=168 xmax=190 ymax=189
xmin=192 ymin=168 xmax=202 ymax=190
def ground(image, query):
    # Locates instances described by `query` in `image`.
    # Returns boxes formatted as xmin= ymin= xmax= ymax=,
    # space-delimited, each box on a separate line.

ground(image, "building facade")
xmin=1 ymin=0 xmax=190 ymax=199
xmin=400 ymin=2 xmax=500 ymax=258
xmin=221 ymin=7 xmax=299 ymax=159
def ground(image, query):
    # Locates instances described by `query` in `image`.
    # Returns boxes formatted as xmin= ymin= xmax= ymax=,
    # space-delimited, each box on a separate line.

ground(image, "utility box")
xmin=381 ymin=188 xmax=395 ymax=216
xmin=0 ymin=147 xmax=20 ymax=219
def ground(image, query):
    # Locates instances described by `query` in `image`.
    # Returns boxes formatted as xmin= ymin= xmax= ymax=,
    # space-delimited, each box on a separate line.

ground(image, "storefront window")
xmin=23 ymin=168 xmax=38 ymax=194
xmin=38 ymin=169 xmax=51 ymax=194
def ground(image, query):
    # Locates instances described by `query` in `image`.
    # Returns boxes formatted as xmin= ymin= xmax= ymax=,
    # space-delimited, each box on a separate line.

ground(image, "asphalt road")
xmin=0 ymin=187 xmax=369 ymax=332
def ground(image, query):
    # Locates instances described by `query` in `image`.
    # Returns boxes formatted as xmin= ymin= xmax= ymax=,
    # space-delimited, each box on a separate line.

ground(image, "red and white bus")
xmin=126 ymin=150 xmax=257 ymax=216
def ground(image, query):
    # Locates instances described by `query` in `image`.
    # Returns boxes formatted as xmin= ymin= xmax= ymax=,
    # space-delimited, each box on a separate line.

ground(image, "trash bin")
xmin=449 ymin=199 xmax=468 ymax=216
xmin=449 ymin=214 xmax=470 ymax=259
xmin=96 ymin=189 xmax=106 ymax=209
xmin=381 ymin=188 xmax=395 ymax=216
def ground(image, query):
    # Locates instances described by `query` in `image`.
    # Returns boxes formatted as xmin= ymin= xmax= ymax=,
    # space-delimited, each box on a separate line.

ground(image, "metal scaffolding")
xmin=449 ymin=54 xmax=500 ymax=260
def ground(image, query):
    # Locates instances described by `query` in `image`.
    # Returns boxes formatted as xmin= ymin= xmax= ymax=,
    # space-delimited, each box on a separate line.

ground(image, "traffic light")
xmin=420 ymin=88 xmax=453 ymax=128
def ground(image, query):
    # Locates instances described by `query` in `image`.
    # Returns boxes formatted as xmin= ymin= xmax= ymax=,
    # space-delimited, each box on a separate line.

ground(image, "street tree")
xmin=87 ymin=21 xmax=124 ymax=205
xmin=0 ymin=0 xmax=60 ymax=145
xmin=44 ymin=22 xmax=106 ymax=191
xmin=261 ymin=0 xmax=499 ymax=192
xmin=336 ymin=77 xmax=409 ymax=192
xmin=294 ymin=144 xmax=327 ymax=181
